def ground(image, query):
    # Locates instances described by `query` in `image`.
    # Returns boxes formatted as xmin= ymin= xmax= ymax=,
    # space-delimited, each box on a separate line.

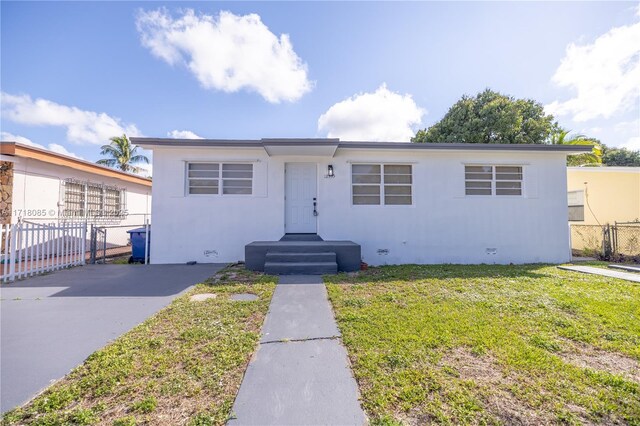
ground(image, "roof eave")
xmin=130 ymin=138 xmax=593 ymax=155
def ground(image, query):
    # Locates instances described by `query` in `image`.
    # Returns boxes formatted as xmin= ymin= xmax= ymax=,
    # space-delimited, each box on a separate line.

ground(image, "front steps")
xmin=245 ymin=236 xmax=360 ymax=275
xmin=264 ymin=252 xmax=338 ymax=275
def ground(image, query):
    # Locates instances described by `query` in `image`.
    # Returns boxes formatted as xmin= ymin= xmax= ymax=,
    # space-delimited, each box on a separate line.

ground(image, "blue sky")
xmin=2 ymin=1 xmax=639 ymax=173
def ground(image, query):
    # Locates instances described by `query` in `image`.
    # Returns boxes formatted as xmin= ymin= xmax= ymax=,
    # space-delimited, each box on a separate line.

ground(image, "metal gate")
xmin=89 ymin=225 xmax=107 ymax=264
xmin=88 ymin=223 xmax=149 ymax=264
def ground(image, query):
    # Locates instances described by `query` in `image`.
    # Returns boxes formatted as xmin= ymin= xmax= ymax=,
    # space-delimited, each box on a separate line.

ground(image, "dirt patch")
xmin=207 ymin=263 xmax=267 ymax=285
xmin=441 ymin=347 xmax=504 ymax=383
xmin=439 ymin=348 xmax=555 ymax=425
xmin=560 ymin=340 xmax=640 ymax=383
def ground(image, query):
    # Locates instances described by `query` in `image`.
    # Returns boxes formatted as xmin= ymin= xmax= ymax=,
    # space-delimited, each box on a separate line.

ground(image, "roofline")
xmin=131 ymin=137 xmax=593 ymax=154
xmin=0 ymin=142 xmax=152 ymax=187
xmin=567 ymin=166 xmax=640 ymax=172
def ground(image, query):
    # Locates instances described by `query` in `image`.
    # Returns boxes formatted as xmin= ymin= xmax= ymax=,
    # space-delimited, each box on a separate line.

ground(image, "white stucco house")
xmin=133 ymin=137 xmax=590 ymax=273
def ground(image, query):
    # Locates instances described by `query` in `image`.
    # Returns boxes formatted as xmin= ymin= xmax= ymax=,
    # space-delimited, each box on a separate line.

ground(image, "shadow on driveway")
xmin=0 ymin=263 xmax=225 ymax=413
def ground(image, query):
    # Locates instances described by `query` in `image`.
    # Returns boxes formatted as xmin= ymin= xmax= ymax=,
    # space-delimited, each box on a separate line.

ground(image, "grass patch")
xmin=326 ymin=264 xmax=640 ymax=425
xmin=2 ymin=264 xmax=276 ymax=425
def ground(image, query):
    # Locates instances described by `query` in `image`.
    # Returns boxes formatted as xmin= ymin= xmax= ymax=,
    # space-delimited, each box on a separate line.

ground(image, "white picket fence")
xmin=1 ymin=221 xmax=87 ymax=283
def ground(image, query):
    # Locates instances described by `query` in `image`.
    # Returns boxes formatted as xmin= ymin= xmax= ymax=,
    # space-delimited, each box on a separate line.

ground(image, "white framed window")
xmin=568 ymin=190 xmax=584 ymax=221
xmin=465 ymin=165 xmax=523 ymax=196
xmin=187 ymin=162 xmax=253 ymax=195
xmin=352 ymin=164 xmax=412 ymax=205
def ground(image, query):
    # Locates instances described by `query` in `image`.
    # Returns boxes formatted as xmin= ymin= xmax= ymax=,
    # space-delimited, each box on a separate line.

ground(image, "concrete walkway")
xmin=1 ymin=263 xmax=225 ymax=413
xmin=229 ymin=275 xmax=366 ymax=425
xmin=558 ymin=265 xmax=640 ymax=283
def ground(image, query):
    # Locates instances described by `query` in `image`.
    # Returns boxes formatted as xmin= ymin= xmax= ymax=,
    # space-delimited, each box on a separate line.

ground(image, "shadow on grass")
xmin=326 ymin=263 xmax=559 ymax=284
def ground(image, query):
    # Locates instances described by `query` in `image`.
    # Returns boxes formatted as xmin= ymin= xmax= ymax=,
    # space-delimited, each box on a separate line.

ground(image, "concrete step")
xmin=266 ymin=252 xmax=337 ymax=263
xmin=245 ymin=240 xmax=361 ymax=272
xmin=279 ymin=234 xmax=324 ymax=241
xmin=264 ymin=261 xmax=338 ymax=275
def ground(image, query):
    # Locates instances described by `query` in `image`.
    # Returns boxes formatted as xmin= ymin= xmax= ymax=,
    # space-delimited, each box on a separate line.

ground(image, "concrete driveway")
xmin=0 ymin=263 xmax=225 ymax=413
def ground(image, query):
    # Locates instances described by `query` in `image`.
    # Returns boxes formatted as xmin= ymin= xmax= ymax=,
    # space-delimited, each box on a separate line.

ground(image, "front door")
xmin=285 ymin=163 xmax=317 ymax=233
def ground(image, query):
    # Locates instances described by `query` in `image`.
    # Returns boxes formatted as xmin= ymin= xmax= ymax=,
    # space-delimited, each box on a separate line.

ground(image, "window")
xmin=64 ymin=181 xmax=85 ymax=217
xmin=188 ymin=163 xmax=219 ymax=194
xmin=187 ymin=163 xmax=253 ymax=195
xmin=568 ymin=190 xmax=584 ymax=221
xmin=465 ymin=165 xmax=522 ymax=196
xmin=86 ymin=184 xmax=103 ymax=216
xmin=63 ymin=179 xmax=125 ymax=217
xmin=352 ymin=164 xmax=412 ymax=205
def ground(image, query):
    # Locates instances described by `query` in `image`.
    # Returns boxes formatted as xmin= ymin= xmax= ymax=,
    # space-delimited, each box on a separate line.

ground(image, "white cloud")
xmin=1 ymin=92 xmax=141 ymax=145
xmin=136 ymin=8 xmax=312 ymax=103
xmin=1 ymin=132 xmax=82 ymax=159
xmin=0 ymin=131 xmax=37 ymax=147
xmin=167 ymin=129 xmax=203 ymax=139
xmin=545 ymin=19 xmax=640 ymax=122
xmin=317 ymin=84 xmax=425 ymax=142
xmin=614 ymin=119 xmax=640 ymax=150
xmin=47 ymin=143 xmax=81 ymax=159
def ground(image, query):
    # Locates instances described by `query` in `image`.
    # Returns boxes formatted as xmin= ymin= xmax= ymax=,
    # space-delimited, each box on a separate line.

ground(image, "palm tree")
xmin=551 ymin=129 xmax=602 ymax=166
xmin=97 ymin=134 xmax=149 ymax=174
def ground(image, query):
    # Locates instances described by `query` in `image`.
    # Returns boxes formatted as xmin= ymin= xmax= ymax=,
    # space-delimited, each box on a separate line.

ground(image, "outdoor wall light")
xmin=326 ymin=164 xmax=335 ymax=178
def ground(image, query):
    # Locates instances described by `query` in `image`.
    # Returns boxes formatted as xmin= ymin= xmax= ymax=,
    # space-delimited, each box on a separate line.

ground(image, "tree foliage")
xmin=96 ymin=134 xmax=149 ymax=174
xmin=601 ymin=146 xmax=640 ymax=167
xmin=551 ymin=129 xmax=602 ymax=166
xmin=412 ymin=89 xmax=557 ymax=144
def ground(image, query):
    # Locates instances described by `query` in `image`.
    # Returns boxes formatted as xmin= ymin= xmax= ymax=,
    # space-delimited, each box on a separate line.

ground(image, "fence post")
xmin=144 ymin=219 xmax=150 ymax=265
xmin=8 ymin=223 xmax=17 ymax=282
xmin=102 ymin=228 xmax=106 ymax=264
xmin=2 ymin=225 xmax=8 ymax=282
xmin=81 ymin=221 xmax=87 ymax=265
xmin=89 ymin=224 xmax=95 ymax=264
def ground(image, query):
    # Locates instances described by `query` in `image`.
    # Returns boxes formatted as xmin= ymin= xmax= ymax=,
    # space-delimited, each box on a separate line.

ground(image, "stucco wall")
xmin=11 ymin=157 xmax=151 ymax=245
xmin=567 ymin=167 xmax=640 ymax=225
xmin=149 ymin=147 xmax=571 ymax=265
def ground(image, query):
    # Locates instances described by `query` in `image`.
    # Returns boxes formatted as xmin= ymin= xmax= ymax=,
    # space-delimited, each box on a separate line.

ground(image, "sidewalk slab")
xmin=229 ymin=275 xmax=366 ymax=425
xmin=558 ymin=265 xmax=640 ymax=283
xmin=260 ymin=276 xmax=339 ymax=343
xmin=228 ymin=339 xmax=365 ymax=426
xmin=609 ymin=264 xmax=640 ymax=273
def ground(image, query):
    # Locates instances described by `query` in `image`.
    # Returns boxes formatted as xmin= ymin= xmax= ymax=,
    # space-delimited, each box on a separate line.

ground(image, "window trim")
xmin=464 ymin=164 xmax=525 ymax=197
xmin=351 ymin=163 xmax=413 ymax=206
xmin=185 ymin=161 xmax=254 ymax=197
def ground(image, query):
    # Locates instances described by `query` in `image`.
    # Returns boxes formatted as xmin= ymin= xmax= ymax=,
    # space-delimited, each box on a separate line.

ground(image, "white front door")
xmin=285 ymin=163 xmax=317 ymax=233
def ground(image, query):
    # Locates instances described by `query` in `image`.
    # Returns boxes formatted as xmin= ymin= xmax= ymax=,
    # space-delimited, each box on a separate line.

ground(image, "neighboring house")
xmin=567 ymin=167 xmax=640 ymax=225
xmin=0 ymin=142 xmax=151 ymax=249
xmin=134 ymin=137 xmax=589 ymax=272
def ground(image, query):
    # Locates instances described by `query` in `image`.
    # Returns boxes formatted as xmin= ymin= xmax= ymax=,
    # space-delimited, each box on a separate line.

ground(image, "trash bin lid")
xmin=126 ymin=227 xmax=149 ymax=234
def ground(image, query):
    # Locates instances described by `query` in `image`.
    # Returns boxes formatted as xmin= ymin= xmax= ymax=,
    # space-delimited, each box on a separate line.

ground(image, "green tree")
xmin=97 ymin=134 xmax=149 ymax=174
xmin=551 ymin=129 xmax=602 ymax=166
xmin=601 ymin=146 xmax=640 ymax=167
xmin=411 ymin=89 xmax=557 ymax=144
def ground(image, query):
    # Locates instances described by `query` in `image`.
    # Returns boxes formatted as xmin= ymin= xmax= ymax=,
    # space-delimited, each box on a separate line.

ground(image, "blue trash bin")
xmin=127 ymin=227 xmax=150 ymax=263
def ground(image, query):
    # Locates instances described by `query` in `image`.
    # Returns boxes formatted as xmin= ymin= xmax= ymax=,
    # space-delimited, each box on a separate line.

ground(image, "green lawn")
xmin=2 ymin=266 xmax=276 ymax=426
xmin=326 ymin=264 xmax=640 ymax=425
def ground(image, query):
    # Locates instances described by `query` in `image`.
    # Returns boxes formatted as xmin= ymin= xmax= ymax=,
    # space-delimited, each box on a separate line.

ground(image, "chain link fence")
xmin=21 ymin=213 xmax=150 ymax=263
xmin=571 ymin=222 xmax=640 ymax=262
